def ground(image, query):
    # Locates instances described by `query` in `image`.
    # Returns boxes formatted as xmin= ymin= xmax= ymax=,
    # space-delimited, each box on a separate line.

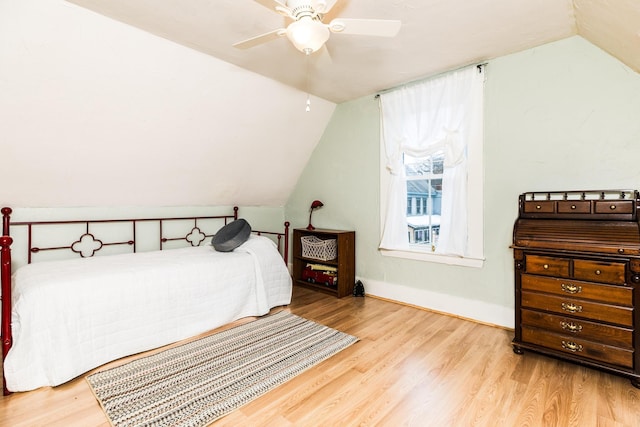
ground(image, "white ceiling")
xmin=63 ymin=0 xmax=640 ymax=104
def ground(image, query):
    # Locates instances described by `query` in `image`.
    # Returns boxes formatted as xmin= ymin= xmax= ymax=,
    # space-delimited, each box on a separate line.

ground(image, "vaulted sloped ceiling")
xmin=65 ymin=0 xmax=640 ymax=104
xmin=3 ymin=1 xmax=639 ymax=209
xmin=0 ymin=0 xmax=336 ymax=208
xmin=574 ymin=0 xmax=640 ymax=75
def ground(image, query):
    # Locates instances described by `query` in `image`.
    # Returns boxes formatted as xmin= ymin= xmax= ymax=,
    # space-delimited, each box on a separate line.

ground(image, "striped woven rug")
xmin=86 ymin=311 xmax=358 ymax=427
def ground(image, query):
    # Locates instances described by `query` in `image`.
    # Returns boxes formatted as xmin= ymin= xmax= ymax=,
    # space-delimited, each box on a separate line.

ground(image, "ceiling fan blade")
xmin=233 ymin=29 xmax=287 ymax=49
xmin=253 ymin=0 xmax=287 ymax=11
xmin=311 ymin=0 xmax=339 ymax=14
xmin=329 ymin=18 xmax=401 ymax=37
xmin=252 ymin=0 xmax=293 ymax=17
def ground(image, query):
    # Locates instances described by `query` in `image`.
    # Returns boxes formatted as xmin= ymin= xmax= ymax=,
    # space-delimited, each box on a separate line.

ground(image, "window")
xmin=378 ymin=65 xmax=484 ymax=267
xmin=405 ymin=152 xmax=443 ymax=250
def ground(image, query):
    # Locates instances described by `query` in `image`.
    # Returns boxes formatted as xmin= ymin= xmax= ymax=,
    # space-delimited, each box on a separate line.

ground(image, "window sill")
xmin=379 ymin=248 xmax=484 ymax=268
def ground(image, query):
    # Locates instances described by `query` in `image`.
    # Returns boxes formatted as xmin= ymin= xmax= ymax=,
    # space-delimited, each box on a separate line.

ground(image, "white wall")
xmin=0 ymin=0 xmax=335 ymax=208
xmin=286 ymin=36 xmax=640 ymax=327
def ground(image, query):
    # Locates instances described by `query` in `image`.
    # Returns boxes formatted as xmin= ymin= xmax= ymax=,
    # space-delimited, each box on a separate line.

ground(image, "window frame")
xmin=378 ymin=104 xmax=484 ymax=269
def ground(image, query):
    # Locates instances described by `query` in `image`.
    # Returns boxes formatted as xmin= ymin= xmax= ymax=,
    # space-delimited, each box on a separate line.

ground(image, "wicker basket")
xmin=301 ymin=235 xmax=337 ymax=261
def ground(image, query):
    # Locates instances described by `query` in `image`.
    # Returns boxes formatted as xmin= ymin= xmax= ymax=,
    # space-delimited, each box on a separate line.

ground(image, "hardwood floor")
xmin=2 ymin=286 xmax=639 ymax=426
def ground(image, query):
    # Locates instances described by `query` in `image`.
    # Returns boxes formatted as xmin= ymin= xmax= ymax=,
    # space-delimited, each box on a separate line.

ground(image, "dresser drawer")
xmin=522 ymin=326 xmax=634 ymax=368
xmin=521 ymin=309 xmax=633 ymax=349
xmin=557 ymin=201 xmax=591 ymax=214
xmin=573 ymin=259 xmax=626 ymax=284
xmin=523 ymin=201 xmax=555 ymax=213
xmin=593 ymin=200 xmax=634 ymax=214
xmin=521 ymin=274 xmax=632 ymax=306
xmin=525 ymin=255 xmax=570 ymax=277
xmin=521 ymin=291 xmax=634 ymax=327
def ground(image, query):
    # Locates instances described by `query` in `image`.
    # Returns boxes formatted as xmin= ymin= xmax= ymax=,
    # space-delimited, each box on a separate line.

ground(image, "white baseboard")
xmin=360 ymin=277 xmax=514 ymax=329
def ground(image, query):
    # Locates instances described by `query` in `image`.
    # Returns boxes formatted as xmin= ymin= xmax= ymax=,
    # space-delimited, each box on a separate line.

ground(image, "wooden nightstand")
xmin=292 ymin=228 xmax=355 ymax=298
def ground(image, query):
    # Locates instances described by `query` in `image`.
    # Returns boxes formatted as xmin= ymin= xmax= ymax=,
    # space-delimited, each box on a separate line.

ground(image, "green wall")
xmin=286 ymin=36 xmax=640 ymax=327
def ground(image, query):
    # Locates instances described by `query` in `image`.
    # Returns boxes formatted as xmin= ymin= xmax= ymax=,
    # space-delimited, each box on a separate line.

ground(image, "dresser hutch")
xmin=512 ymin=190 xmax=640 ymax=388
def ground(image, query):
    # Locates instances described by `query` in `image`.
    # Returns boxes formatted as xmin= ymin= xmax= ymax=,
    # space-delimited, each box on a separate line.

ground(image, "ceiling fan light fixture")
xmin=286 ymin=16 xmax=330 ymax=53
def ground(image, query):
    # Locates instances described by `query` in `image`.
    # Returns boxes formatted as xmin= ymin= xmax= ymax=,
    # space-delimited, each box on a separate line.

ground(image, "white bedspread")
xmin=4 ymin=235 xmax=292 ymax=392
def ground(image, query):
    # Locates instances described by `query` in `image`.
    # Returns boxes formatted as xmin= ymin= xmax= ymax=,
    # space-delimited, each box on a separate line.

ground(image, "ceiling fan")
xmin=233 ymin=0 xmax=401 ymax=55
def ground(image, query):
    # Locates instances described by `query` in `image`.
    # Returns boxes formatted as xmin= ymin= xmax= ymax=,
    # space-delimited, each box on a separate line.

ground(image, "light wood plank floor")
xmin=2 ymin=286 xmax=639 ymax=427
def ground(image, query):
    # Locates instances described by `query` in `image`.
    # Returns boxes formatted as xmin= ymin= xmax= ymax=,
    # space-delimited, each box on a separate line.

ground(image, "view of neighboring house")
xmin=405 ymin=153 xmax=443 ymax=248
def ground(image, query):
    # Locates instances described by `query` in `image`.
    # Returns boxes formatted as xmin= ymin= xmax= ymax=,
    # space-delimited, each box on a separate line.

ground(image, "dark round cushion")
xmin=212 ymin=219 xmax=252 ymax=252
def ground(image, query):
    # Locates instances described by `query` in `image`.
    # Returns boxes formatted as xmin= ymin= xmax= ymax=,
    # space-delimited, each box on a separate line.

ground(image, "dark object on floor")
xmin=212 ymin=219 xmax=251 ymax=252
xmin=353 ymin=280 xmax=365 ymax=297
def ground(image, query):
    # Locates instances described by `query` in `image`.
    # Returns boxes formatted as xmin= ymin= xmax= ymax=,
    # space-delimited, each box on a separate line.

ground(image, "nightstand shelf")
xmin=292 ymin=228 xmax=355 ymax=298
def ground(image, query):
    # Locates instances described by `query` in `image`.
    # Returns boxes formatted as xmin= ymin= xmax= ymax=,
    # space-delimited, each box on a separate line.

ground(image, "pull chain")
xmin=304 ymin=48 xmax=312 ymax=112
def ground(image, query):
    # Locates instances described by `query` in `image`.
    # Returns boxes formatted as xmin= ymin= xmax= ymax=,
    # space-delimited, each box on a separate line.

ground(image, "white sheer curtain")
xmin=379 ymin=65 xmax=484 ymax=256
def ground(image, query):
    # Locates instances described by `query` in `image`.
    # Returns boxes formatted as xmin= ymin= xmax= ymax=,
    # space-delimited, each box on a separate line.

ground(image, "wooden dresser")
xmin=512 ymin=190 xmax=640 ymax=388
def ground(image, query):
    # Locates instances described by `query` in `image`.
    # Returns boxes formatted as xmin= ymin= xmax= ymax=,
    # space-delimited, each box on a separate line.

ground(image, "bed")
xmin=0 ymin=206 xmax=291 ymax=394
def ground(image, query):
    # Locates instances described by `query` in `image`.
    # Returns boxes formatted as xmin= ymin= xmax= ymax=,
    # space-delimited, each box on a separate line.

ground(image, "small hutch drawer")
xmin=557 ymin=201 xmax=591 ymax=214
xmin=594 ymin=200 xmax=634 ymax=214
xmin=525 ymin=255 xmax=570 ymax=277
xmin=573 ymin=259 xmax=626 ymax=284
xmin=523 ymin=201 xmax=555 ymax=213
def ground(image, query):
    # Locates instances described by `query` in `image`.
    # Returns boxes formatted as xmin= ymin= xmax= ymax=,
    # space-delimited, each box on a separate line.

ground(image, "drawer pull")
xmin=561 ymin=340 xmax=583 ymax=352
xmin=543 ymin=264 xmax=549 ymax=269
xmin=560 ymin=321 xmax=583 ymax=333
xmin=561 ymin=283 xmax=582 ymax=294
xmin=618 ymin=248 xmax=625 ymax=254
xmin=595 ymin=270 xmax=601 ymax=275
xmin=571 ymin=205 xmax=576 ymax=209
xmin=610 ymin=205 xmax=616 ymax=210
xmin=561 ymin=302 xmax=583 ymax=313
xmin=536 ymin=205 xmax=542 ymax=210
